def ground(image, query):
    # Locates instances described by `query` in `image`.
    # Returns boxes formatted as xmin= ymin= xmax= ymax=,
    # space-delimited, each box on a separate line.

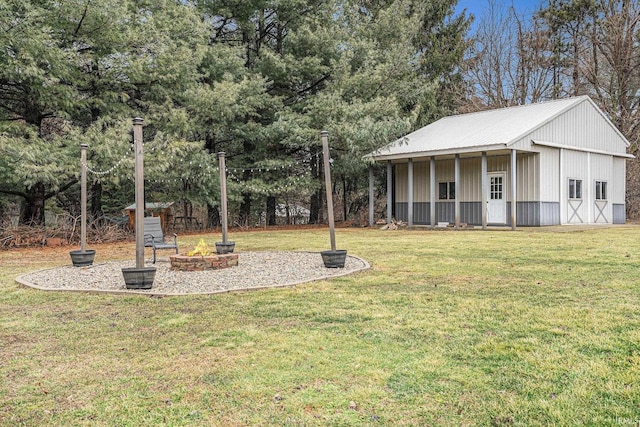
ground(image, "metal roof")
xmin=370 ymin=96 xmax=621 ymax=160
xmin=124 ymin=202 xmax=174 ymax=210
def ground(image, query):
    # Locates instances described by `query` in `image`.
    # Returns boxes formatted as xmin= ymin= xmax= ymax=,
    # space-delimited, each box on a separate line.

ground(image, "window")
xmin=490 ymin=176 xmax=503 ymax=200
xmin=595 ymin=181 xmax=607 ymax=200
xmin=439 ymin=182 xmax=455 ymax=200
xmin=569 ymin=179 xmax=582 ymax=199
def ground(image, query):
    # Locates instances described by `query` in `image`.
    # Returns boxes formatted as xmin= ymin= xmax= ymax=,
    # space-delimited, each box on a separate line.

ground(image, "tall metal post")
xmin=511 ymin=149 xmax=517 ymax=230
xmin=407 ymin=158 xmax=414 ymax=227
xmin=368 ymin=166 xmax=374 ymax=226
xmin=133 ymin=117 xmax=145 ymax=268
xmin=218 ymin=152 xmax=228 ymax=243
xmin=481 ymin=151 xmax=488 ymax=230
xmin=454 ymin=154 xmax=460 ymax=229
xmin=386 ymin=161 xmax=393 ymax=223
xmin=430 ymin=157 xmax=436 ymax=227
xmin=80 ymin=144 xmax=88 ymax=252
xmin=321 ymin=131 xmax=336 ymax=251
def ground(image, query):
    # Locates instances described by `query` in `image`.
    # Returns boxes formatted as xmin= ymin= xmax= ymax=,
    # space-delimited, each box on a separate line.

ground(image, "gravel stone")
xmin=17 ymin=251 xmax=370 ymax=295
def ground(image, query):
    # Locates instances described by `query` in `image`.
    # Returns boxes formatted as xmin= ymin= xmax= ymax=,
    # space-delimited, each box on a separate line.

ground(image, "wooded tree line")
xmin=464 ymin=0 xmax=640 ymax=217
xmin=1 ymin=0 xmax=639 ymax=227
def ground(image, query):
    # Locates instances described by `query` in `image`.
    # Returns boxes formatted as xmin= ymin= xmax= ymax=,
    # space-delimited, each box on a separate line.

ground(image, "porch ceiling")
xmin=375 ymin=146 xmax=520 ymax=163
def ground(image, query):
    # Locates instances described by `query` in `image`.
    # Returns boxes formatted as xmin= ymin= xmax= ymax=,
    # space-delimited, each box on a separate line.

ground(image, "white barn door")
xmin=487 ymin=172 xmax=506 ymax=224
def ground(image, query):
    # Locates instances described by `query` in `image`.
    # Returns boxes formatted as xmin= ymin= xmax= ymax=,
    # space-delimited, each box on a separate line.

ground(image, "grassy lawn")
xmin=1 ymin=226 xmax=639 ymax=426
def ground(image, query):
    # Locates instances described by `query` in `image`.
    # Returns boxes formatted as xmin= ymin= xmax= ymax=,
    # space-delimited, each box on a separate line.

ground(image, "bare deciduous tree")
xmin=462 ymin=0 xmax=554 ymax=111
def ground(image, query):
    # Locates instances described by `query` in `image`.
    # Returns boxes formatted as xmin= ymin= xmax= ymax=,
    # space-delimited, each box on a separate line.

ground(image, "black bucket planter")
xmin=69 ymin=249 xmax=96 ymax=267
xmin=216 ymin=241 xmax=235 ymax=254
xmin=121 ymin=267 xmax=156 ymax=290
xmin=321 ymin=249 xmax=348 ymax=268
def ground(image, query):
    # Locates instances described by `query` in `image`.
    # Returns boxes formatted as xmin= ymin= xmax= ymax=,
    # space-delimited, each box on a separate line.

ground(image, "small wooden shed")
xmin=368 ymin=96 xmax=633 ymax=228
xmin=124 ymin=202 xmax=174 ymax=231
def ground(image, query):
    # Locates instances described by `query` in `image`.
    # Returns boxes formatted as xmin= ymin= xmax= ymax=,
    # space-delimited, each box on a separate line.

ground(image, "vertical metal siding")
xmin=436 ymin=202 xmax=455 ymax=223
xmin=413 ymin=203 xmax=430 ymax=224
xmin=395 ymin=163 xmax=407 ymax=203
xmin=511 ymin=100 xmax=628 ymax=155
xmin=460 ymin=202 xmax=482 ymax=224
xmin=395 ymin=202 xmax=407 ymax=221
xmin=516 ymin=202 xmax=540 ymax=226
xmin=540 ymin=202 xmax=561 ymax=225
xmin=516 ymin=153 xmax=538 ymax=201
xmin=435 ymin=159 xmax=455 ymax=182
xmin=564 ymin=150 xmax=588 ymax=223
xmin=413 ymin=161 xmax=430 ymax=202
xmin=612 ymin=158 xmax=626 ymax=204
xmin=613 ymin=204 xmax=626 ymax=223
xmin=459 ymin=158 xmax=481 ymax=201
xmin=538 ymin=146 xmax=560 ymax=201
xmin=591 ymin=154 xmax=613 ymax=223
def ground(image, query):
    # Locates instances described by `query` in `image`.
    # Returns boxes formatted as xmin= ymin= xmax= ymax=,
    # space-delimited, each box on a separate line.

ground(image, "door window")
xmin=490 ymin=176 xmax=503 ymax=200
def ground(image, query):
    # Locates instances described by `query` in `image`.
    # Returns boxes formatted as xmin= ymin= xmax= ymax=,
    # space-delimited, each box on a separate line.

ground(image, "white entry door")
xmin=487 ymin=172 xmax=506 ymax=224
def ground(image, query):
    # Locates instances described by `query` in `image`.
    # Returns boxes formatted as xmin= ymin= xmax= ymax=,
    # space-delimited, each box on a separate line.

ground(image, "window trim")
xmin=438 ymin=181 xmax=455 ymax=200
xmin=568 ymin=178 xmax=583 ymax=200
xmin=595 ymin=180 xmax=608 ymax=201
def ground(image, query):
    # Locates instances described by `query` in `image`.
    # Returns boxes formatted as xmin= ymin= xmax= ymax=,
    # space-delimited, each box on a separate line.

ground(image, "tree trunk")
xmin=309 ymin=148 xmax=323 ymax=224
xmin=207 ymin=203 xmax=220 ymax=228
xmin=266 ymin=195 xmax=276 ymax=226
xmin=90 ymin=181 xmax=103 ymax=218
xmin=342 ymin=176 xmax=348 ymax=222
xmin=20 ymin=183 xmax=46 ymax=225
xmin=239 ymin=192 xmax=251 ymax=227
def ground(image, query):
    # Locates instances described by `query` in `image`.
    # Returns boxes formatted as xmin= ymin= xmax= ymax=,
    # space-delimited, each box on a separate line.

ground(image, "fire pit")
xmin=170 ymin=239 xmax=238 ymax=271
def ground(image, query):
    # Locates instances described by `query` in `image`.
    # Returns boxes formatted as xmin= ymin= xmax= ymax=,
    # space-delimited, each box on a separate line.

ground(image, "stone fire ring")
xmin=170 ymin=253 xmax=238 ymax=271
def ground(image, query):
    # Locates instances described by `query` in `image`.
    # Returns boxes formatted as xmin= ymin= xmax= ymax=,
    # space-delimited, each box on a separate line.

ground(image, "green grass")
xmin=1 ymin=227 xmax=640 ymax=426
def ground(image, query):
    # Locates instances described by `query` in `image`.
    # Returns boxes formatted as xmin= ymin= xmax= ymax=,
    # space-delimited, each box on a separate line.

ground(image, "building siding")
xmin=395 ymin=201 xmax=561 ymax=226
xmin=511 ymin=100 xmax=628 ymax=155
xmin=591 ymin=153 xmax=614 ymax=223
xmin=539 ymin=146 xmax=560 ymax=201
xmin=413 ymin=161 xmax=430 ymax=202
xmin=613 ymin=204 xmax=626 ymax=224
xmin=540 ymin=202 xmax=561 ymax=225
xmin=413 ymin=202 xmax=430 ymax=224
xmin=395 ymin=163 xmax=408 ymax=203
xmin=612 ymin=157 xmax=626 ymax=204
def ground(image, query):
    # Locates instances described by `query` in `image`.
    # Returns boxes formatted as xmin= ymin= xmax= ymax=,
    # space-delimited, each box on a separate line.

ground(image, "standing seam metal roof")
xmin=371 ymin=96 xmax=603 ymax=158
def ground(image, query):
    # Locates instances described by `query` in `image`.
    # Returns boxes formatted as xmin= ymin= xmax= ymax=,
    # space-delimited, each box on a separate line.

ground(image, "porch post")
xmin=368 ymin=165 xmax=374 ymax=226
xmin=386 ymin=161 xmax=392 ymax=223
xmin=586 ymin=152 xmax=592 ymax=224
xmin=454 ymin=154 xmax=460 ymax=229
xmin=511 ymin=149 xmax=517 ymax=230
xmin=430 ymin=157 xmax=436 ymax=227
xmin=407 ymin=158 xmax=414 ymax=227
xmin=481 ymin=151 xmax=487 ymax=230
xmin=559 ymin=148 xmax=565 ymax=224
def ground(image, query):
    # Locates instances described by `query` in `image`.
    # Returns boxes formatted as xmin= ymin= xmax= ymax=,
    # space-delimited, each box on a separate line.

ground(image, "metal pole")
xmin=368 ymin=166 xmax=374 ymax=226
xmin=407 ymin=158 xmax=414 ymax=227
xmin=321 ymin=131 xmax=336 ymax=252
xmin=218 ymin=152 xmax=228 ymax=243
xmin=386 ymin=161 xmax=392 ymax=223
xmin=430 ymin=157 xmax=436 ymax=227
xmin=511 ymin=149 xmax=517 ymax=230
xmin=454 ymin=154 xmax=460 ymax=229
xmin=133 ymin=117 xmax=145 ymax=268
xmin=481 ymin=151 xmax=487 ymax=230
xmin=80 ymin=144 xmax=88 ymax=252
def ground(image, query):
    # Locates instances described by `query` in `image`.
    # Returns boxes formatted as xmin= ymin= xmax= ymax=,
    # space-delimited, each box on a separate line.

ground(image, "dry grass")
xmin=1 ymin=226 xmax=639 ymax=426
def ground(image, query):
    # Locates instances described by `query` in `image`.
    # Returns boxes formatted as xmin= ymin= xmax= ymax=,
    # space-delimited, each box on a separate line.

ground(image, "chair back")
xmin=143 ymin=216 xmax=164 ymax=245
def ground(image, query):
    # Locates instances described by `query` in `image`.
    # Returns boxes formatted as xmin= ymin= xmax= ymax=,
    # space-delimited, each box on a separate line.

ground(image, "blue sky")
xmin=455 ymin=0 xmax=543 ymax=22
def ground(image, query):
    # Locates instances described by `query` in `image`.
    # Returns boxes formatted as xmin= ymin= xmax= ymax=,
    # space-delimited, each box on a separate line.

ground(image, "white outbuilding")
xmin=368 ymin=96 xmax=633 ymax=228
